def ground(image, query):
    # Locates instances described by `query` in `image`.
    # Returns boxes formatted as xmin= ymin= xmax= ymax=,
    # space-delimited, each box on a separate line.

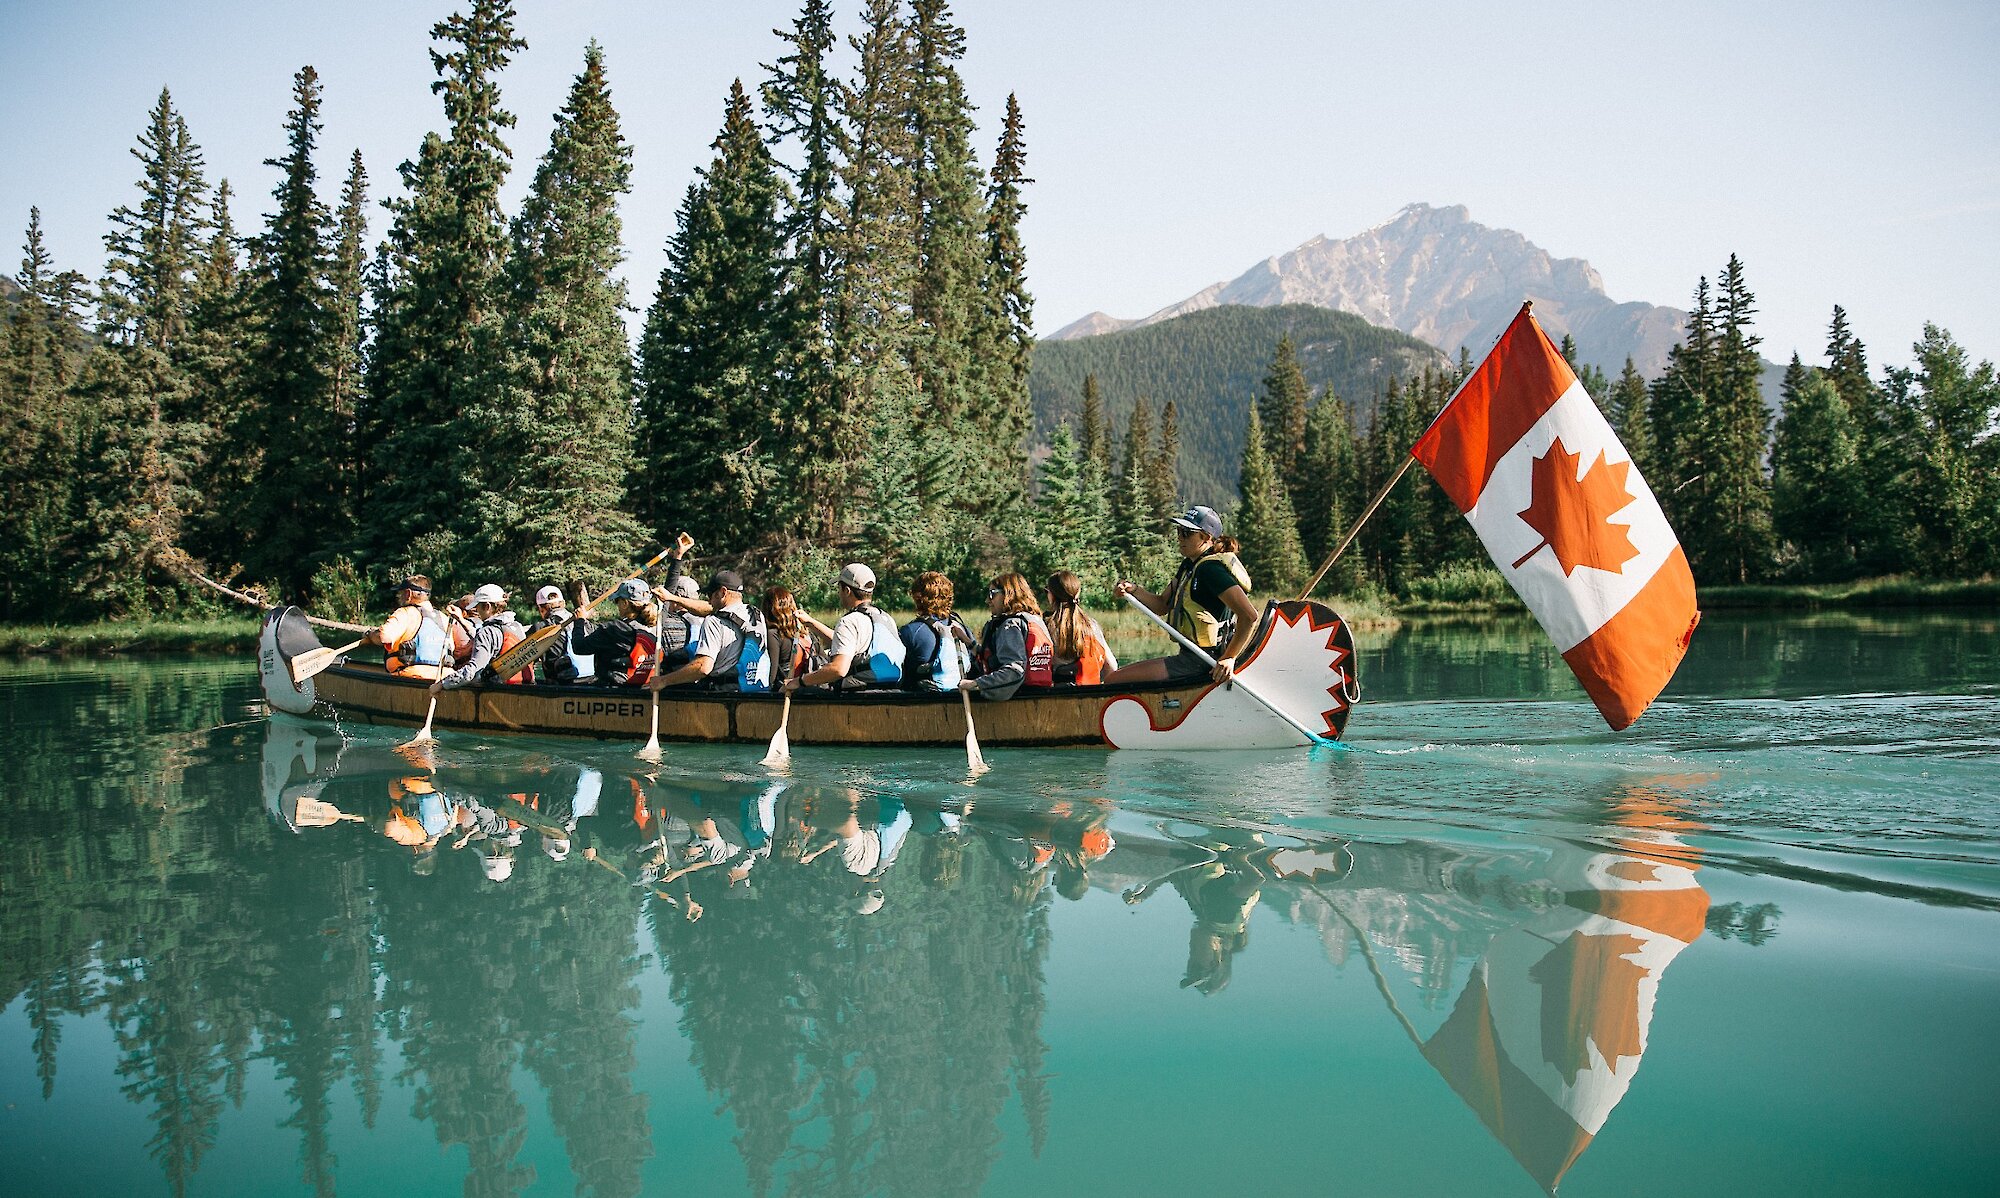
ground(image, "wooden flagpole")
xmin=1294 ymin=301 xmax=1533 ymax=602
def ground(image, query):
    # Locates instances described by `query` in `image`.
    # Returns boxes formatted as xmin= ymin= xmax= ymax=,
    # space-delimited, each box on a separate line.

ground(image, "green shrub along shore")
xmin=2 ymin=574 xmax=1991 ymax=658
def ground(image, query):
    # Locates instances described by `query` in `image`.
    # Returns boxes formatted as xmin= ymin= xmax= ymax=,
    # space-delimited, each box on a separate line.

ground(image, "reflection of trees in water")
xmin=1704 ymin=901 xmax=1782 ymax=944
xmin=650 ymin=817 xmax=1053 ymax=1198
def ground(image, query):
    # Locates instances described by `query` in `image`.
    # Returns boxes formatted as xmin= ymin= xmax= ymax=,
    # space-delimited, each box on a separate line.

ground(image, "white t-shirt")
xmin=693 ymin=600 xmax=755 ymax=681
xmin=830 ymin=605 xmax=904 ymax=680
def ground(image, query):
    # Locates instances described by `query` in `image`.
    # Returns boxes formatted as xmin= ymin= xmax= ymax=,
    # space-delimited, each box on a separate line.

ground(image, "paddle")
xmin=636 ymin=601 xmax=665 ymax=761
xmin=1121 ymin=593 xmax=1326 ymax=745
xmin=961 ymin=688 xmax=989 ymax=774
xmin=288 ymin=637 xmax=366 ymax=685
xmin=489 ymin=543 xmax=678 ymax=683
xmin=761 ymin=692 xmax=792 ymax=768
xmin=409 ymin=683 xmax=439 ymax=745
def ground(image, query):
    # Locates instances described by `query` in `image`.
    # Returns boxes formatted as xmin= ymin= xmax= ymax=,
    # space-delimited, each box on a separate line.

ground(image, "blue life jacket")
xmin=389 ymin=607 xmax=448 ymax=672
xmin=912 ymin=615 xmax=965 ymax=689
xmin=855 ymin=604 xmax=906 ymax=685
xmin=715 ymin=606 xmax=772 ymax=692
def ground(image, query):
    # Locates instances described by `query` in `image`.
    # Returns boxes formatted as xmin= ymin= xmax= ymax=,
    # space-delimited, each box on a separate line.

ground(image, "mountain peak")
xmin=1051 ymin=204 xmax=1686 ymax=375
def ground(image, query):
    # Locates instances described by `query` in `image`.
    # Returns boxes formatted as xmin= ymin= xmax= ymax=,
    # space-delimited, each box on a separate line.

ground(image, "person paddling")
xmin=364 ymin=575 xmax=449 ymax=680
xmin=1105 ymin=505 xmax=1259 ymax=686
xmin=571 ymin=579 xmax=662 ymax=688
xmin=785 ymin=564 xmax=905 ymax=692
xmin=647 ymin=569 xmax=772 ymax=693
xmin=431 ymin=585 xmax=534 ymax=693
xmin=960 ymin=572 xmax=1054 ymax=702
xmin=530 ymin=585 xmax=589 ymax=685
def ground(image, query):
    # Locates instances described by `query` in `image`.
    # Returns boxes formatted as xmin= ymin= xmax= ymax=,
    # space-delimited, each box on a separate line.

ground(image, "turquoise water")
xmin=1 ymin=612 xmax=1996 ymax=1197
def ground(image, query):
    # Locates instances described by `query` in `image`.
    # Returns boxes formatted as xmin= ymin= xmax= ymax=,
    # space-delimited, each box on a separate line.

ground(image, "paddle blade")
xmin=636 ymin=695 xmax=663 ymax=761
xmin=408 ymin=694 xmax=438 ymax=745
xmin=761 ymin=693 xmax=792 ymax=769
xmin=490 ymin=622 xmax=561 ymax=681
xmin=288 ymin=638 xmax=365 ymax=685
xmin=961 ymin=690 xmax=989 ymax=775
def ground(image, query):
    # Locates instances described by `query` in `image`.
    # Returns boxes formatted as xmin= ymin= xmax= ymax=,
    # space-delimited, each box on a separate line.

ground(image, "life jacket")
xmin=447 ymin=611 xmax=478 ymax=664
xmin=1164 ymin=551 xmax=1253 ymax=648
xmin=979 ymin=612 xmax=1054 ymax=688
xmin=491 ymin=616 xmax=535 ymax=686
xmin=713 ymin=605 xmax=772 ymax=692
xmin=625 ymin=627 xmax=659 ymax=687
xmin=909 ymin=615 xmax=966 ymax=689
xmin=851 ymin=604 xmax=906 ymax=685
xmin=385 ymin=606 xmax=449 ymax=675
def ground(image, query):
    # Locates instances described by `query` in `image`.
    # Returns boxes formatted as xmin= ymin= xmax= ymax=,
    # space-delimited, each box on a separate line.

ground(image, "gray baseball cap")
xmin=1170 ymin=505 xmax=1224 ymax=537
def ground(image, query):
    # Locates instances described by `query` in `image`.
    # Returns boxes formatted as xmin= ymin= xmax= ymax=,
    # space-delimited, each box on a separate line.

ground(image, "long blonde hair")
xmin=991 ymin=572 xmax=1040 ymax=617
xmin=1045 ymin=571 xmax=1091 ymax=659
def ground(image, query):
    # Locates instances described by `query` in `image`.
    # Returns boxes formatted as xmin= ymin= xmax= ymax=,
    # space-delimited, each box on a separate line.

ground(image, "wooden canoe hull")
xmin=261 ymin=601 xmax=1359 ymax=750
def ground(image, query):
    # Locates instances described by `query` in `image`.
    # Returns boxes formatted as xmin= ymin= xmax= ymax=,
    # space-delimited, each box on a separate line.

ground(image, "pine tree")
xmin=0 ymin=210 xmax=83 ymax=615
xmin=1823 ymin=305 xmax=1910 ymax=576
xmin=364 ymin=0 xmax=524 ymax=573
xmin=907 ymin=0 xmax=988 ymax=496
xmin=835 ymin=0 xmax=924 ymax=562
xmin=1147 ymin=398 xmax=1180 ymax=522
xmin=1360 ymin=377 xmax=1428 ymax=591
xmin=327 ymin=151 xmax=369 ymax=539
xmin=1898 ymin=325 xmax=2000 ymax=576
xmin=182 ymin=179 xmax=258 ymax=569
xmin=488 ymin=41 xmax=646 ymax=584
xmin=761 ymin=0 xmax=849 ymax=538
xmin=1699 ymin=254 xmax=1774 ymax=583
xmin=1111 ymin=397 xmax=1155 ymax=569
xmin=635 ymin=77 xmax=791 ymax=555
xmin=1296 ymin=387 xmax=1361 ymax=590
xmin=1236 ymin=404 xmax=1307 ymax=596
xmin=240 ymin=66 xmax=342 ymax=589
xmin=1559 ymin=332 xmax=1609 ymax=401
xmin=1017 ymin=422 xmax=1112 ymax=590
xmin=977 ymin=90 xmax=1034 ymax=510
xmin=1823 ymin=304 xmax=1874 ymax=416
xmin=1606 ymin=357 xmax=1654 ymax=482
xmin=1078 ymin=372 xmax=1109 ymax=476
xmin=73 ymin=88 xmax=215 ymax=612
xmin=1258 ymin=334 xmax=1309 ymax=514
xmin=1771 ymin=358 xmax=1863 ymax=580
xmin=1649 ymin=276 xmax=1714 ymax=533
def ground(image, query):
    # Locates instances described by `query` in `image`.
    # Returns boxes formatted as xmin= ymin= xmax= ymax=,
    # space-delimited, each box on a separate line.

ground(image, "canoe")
xmin=258 ymin=599 xmax=1359 ymax=750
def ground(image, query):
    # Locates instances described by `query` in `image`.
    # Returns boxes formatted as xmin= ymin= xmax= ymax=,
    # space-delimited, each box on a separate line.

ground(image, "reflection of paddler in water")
xmin=798 ymin=787 xmax=912 ymax=915
xmin=656 ymin=781 xmax=789 ymax=891
xmin=1120 ymin=825 xmax=1280 ymax=995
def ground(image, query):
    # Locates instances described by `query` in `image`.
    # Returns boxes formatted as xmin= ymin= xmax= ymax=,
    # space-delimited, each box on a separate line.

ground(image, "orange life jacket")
xmin=625 ymin=628 xmax=659 ymax=687
xmin=494 ymin=622 xmax=535 ymax=686
xmin=1074 ymin=628 xmax=1107 ymax=686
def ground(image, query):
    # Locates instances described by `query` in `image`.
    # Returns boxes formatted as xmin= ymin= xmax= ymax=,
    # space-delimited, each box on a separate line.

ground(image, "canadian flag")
xmin=1412 ymin=305 xmax=1699 ymax=730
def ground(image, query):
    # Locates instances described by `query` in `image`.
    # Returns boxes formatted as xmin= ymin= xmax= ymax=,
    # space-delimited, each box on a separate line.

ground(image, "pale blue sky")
xmin=3 ymin=0 xmax=1995 ymax=368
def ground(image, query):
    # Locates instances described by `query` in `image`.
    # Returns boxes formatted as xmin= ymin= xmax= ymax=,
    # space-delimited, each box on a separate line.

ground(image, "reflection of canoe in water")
xmin=258 ymin=600 xmax=1360 ymax=750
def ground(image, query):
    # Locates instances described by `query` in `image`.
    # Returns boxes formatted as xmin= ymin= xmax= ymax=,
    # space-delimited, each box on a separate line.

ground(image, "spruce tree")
xmin=1560 ymin=332 xmax=1609 ymax=401
xmin=1078 ymin=373 xmax=1109 ymax=476
xmin=1360 ymin=377 xmax=1428 ymax=591
xmin=907 ymin=0 xmax=988 ymax=492
xmin=978 ymin=90 xmax=1035 ymax=510
xmin=1236 ymin=404 xmax=1307 ymax=596
xmin=490 ymin=41 xmax=646 ymax=584
xmin=1147 ymin=398 xmax=1180 ymax=523
xmin=74 ymin=88 xmax=214 ymax=612
xmin=1699 ymin=254 xmax=1774 ymax=583
xmin=635 ymin=77 xmax=791 ymax=555
xmin=1649 ymin=277 xmax=1714 ymax=532
xmin=1017 ymin=422 xmax=1112 ymax=591
xmin=1111 ymin=397 xmax=1155 ymax=569
xmin=1606 ymin=357 xmax=1654 ymax=482
xmin=364 ymin=0 xmax=524 ymax=573
xmin=1899 ymin=325 xmax=2000 ymax=576
xmin=182 ymin=179 xmax=257 ymax=569
xmin=761 ymin=0 xmax=849 ymax=538
xmin=240 ymin=66 xmax=342 ymax=589
xmin=1258 ymin=334 xmax=1309 ymax=513
xmin=1296 ymin=387 xmax=1361 ymax=591
xmin=835 ymin=0 xmax=924 ymax=562
xmin=1823 ymin=305 xmax=1910 ymax=575
xmin=327 ymin=151 xmax=369 ymax=537
xmin=1771 ymin=359 xmax=1862 ymax=580
xmin=0 ymin=210 xmax=82 ymax=615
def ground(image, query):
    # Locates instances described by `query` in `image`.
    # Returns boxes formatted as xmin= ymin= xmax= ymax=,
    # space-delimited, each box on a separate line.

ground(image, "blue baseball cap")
xmin=1170 ymin=505 xmax=1224 ymax=537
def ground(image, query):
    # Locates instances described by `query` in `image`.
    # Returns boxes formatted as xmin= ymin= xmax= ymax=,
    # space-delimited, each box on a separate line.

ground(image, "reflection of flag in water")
xmin=1420 ymin=803 xmax=1708 ymax=1192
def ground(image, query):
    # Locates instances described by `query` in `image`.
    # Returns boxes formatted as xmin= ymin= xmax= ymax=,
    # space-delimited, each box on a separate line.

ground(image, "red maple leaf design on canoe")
xmin=1513 ymin=438 xmax=1641 ymax=577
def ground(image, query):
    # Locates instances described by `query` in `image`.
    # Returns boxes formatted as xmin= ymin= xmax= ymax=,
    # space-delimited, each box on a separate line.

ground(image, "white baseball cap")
xmin=534 ymin=585 xmax=563 ymax=606
xmin=471 ymin=583 xmax=507 ymax=606
xmin=838 ymin=563 xmax=877 ymax=593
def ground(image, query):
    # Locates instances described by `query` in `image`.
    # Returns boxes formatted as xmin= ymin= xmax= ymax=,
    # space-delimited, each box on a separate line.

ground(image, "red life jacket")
xmin=1022 ymin=614 xmax=1054 ymax=688
xmin=494 ymin=622 xmax=535 ymax=686
xmin=447 ymin=612 xmax=477 ymax=664
xmin=625 ymin=628 xmax=659 ymax=687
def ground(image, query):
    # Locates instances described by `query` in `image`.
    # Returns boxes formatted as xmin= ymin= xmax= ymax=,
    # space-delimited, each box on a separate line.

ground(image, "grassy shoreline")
xmin=3 ymin=576 xmax=1991 ymax=658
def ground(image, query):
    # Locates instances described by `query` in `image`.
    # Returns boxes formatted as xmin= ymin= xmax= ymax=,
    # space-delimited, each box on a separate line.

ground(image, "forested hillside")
xmin=1029 ymin=304 xmax=1446 ymax=502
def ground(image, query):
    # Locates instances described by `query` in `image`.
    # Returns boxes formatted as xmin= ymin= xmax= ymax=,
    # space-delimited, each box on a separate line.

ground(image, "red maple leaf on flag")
xmin=1513 ymin=438 xmax=1641 ymax=576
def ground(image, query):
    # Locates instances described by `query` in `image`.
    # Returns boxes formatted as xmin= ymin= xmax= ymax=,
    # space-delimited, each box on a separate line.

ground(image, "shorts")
xmin=1161 ymin=647 xmax=1214 ymax=684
